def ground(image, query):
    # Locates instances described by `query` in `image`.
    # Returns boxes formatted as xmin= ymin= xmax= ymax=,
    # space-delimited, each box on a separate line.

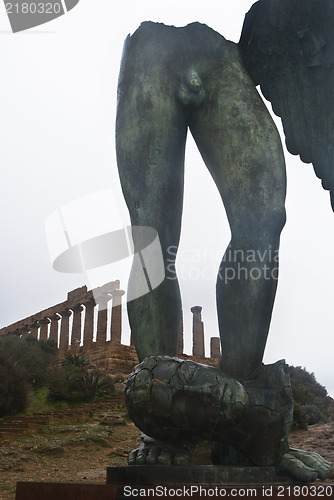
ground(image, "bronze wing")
xmin=239 ymin=0 xmax=334 ymax=210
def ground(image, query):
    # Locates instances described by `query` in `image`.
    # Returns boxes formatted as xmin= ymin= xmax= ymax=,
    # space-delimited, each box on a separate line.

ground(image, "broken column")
xmin=210 ymin=337 xmax=221 ymax=359
xmin=191 ymin=306 xmax=205 ymax=358
xmin=178 ymin=312 xmax=184 ymax=356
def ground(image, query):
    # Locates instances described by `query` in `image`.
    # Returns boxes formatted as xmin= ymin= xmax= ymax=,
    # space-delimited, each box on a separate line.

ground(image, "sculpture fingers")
xmin=289 ymin=447 xmax=333 ymax=480
xmin=135 ymin=447 xmax=149 ymax=465
xmin=146 ymin=446 xmax=160 ymax=465
xmin=276 ymin=453 xmax=318 ymax=483
xmin=157 ymin=449 xmax=173 ymax=466
xmin=174 ymin=449 xmax=191 ymax=466
xmin=128 ymin=448 xmax=139 ymax=465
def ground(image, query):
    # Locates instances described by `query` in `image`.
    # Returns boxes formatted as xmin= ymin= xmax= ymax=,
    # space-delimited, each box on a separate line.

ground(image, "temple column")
xmin=59 ymin=309 xmax=72 ymax=353
xmin=29 ymin=321 xmax=40 ymax=339
xmin=210 ymin=337 xmax=221 ymax=359
xmin=71 ymin=304 xmax=83 ymax=353
xmin=19 ymin=325 xmax=30 ymax=338
xmin=39 ymin=317 xmax=50 ymax=340
xmin=191 ymin=306 xmax=205 ymax=358
xmin=96 ymin=294 xmax=110 ymax=345
xmin=49 ymin=313 xmax=61 ymax=345
xmin=82 ymin=298 xmax=95 ymax=349
xmin=110 ymin=290 xmax=125 ymax=344
xmin=178 ymin=312 xmax=184 ymax=356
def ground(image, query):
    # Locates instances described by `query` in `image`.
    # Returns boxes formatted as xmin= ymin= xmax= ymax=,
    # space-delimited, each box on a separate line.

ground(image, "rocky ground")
xmin=0 ymin=407 xmax=333 ymax=500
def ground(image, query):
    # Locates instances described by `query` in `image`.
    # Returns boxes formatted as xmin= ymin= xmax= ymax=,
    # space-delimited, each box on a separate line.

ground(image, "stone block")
xmin=106 ymin=465 xmax=292 ymax=486
xmin=15 ymin=482 xmax=117 ymax=500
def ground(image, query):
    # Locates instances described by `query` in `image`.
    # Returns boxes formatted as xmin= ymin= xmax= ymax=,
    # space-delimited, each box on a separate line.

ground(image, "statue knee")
xmin=233 ymin=205 xmax=286 ymax=246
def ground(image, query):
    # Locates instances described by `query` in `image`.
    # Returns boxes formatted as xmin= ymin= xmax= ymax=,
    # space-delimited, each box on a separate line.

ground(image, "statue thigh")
xmin=116 ymin=36 xmax=188 ymax=359
xmin=189 ymin=44 xmax=287 ymax=379
xmin=189 ymin=43 xmax=287 ymax=237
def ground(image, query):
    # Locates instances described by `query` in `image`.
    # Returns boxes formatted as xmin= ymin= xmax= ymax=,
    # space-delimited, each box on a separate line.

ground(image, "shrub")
xmin=0 ymin=335 xmax=58 ymax=416
xmin=302 ymin=404 xmax=324 ymax=425
xmin=48 ymin=360 xmax=115 ymax=403
xmin=287 ymin=365 xmax=332 ymax=426
xmin=292 ymin=402 xmax=308 ymax=430
xmin=0 ymin=346 xmax=29 ymax=416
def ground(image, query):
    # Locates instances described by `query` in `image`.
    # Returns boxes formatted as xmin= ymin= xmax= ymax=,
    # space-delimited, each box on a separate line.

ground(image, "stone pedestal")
xmin=106 ymin=465 xmax=292 ymax=486
xmin=15 ymin=482 xmax=116 ymax=500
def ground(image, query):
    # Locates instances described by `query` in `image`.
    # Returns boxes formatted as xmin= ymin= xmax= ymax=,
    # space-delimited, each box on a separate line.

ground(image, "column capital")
xmin=191 ymin=306 xmax=202 ymax=315
xmin=50 ymin=313 xmax=61 ymax=321
xmin=20 ymin=325 xmax=31 ymax=334
xmin=39 ymin=317 xmax=51 ymax=325
xmin=60 ymin=309 xmax=73 ymax=318
xmin=83 ymin=297 xmax=96 ymax=308
xmin=72 ymin=304 xmax=84 ymax=313
xmin=109 ymin=289 xmax=125 ymax=298
xmin=29 ymin=321 xmax=40 ymax=330
xmin=95 ymin=293 xmax=110 ymax=304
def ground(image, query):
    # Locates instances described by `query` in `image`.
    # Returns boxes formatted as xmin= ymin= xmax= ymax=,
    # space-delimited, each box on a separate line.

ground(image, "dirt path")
xmin=1 ymin=415 xmax=333 ymax=500
xmin=0 ymin=410 xmax=141 ymax=500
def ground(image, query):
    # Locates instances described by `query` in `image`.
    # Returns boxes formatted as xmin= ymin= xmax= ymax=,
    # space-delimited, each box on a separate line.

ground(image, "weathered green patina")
xmin=116 ymin=0 xmax=334 ymax=482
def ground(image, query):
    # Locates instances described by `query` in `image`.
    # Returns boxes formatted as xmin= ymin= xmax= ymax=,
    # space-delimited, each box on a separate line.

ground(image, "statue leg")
xmin=116 ymin=31 xmax=187 ymax=362
xmin=189 ymin=43 xmax=287 ymax=381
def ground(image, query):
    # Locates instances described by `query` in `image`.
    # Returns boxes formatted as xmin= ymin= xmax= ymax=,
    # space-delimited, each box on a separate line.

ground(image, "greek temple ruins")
xmin=0 ymin=281 xmax=221 ymax=373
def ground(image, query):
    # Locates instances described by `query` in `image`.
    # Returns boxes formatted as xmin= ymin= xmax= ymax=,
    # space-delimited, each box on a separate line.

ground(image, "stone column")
xmin=59 ymin=309 xmax=72 ymax=353
xmin=82 ymin=298 xmax=95 ymax=348
xmin=191 ymin=306 xmax=205 ymax=358
xmin=39 ymin=317 xmax=50 ymax=341
xmin=178 ymin=312 xmax=184 ymax=355
xmin=19 ymin=325 xmax=30 ymax=338
xmin=210 ymin=337 xmax=221 ymax=359
xmin=49 ymin=313 xmax=61 ymax=345
xmin=96 ymin=294 xmax=110 ymax=345
xmin=110 ymin=290 xmax=125 ymax=344
xmin=29 ymin=321 xmax=40 ymax=339
xmin=71 ymin=304 xmax=83 ymax=352
xmin=130 ymin=332 xmax=134 ymax=346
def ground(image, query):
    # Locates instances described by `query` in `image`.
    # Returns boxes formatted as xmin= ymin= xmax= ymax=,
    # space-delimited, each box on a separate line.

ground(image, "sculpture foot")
xmin=277 ymin=447 xmax=333 ymax=482
xmin=128 ymin=433 xmax=190 ymax=466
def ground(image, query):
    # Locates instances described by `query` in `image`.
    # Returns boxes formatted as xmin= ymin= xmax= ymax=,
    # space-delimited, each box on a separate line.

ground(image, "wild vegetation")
xmin=0 ymin=335 xmax=115 ymax=417
xmin=287 ymin=365 xmax=333 ymax=429
xmin=0 ymin=335 xmax=332 ymax=426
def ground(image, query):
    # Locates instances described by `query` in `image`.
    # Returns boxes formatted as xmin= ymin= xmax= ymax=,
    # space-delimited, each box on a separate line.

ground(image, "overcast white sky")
xmin=0 ymin=0 xmax=333 ymax=397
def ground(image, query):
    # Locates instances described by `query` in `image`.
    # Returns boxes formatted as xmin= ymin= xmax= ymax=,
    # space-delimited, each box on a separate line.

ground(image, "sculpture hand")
xmin=277 ymin=447 xmax=333 ymax=482
xmin=128 ymin=433 xmax=190 ymax=466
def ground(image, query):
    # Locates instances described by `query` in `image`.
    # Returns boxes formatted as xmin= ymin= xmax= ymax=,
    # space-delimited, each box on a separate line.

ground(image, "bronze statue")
xmin=116 ymin=0 xmax=333 ymax=481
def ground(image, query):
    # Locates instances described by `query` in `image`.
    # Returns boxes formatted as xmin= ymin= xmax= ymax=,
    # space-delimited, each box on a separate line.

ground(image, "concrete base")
xmin=107 ymin=465 xmax=291 ymax=485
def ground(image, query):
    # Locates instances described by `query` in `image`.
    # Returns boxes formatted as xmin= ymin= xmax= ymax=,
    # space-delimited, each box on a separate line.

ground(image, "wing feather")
xmin=239 ymin=0 xmax=334 ymax=209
